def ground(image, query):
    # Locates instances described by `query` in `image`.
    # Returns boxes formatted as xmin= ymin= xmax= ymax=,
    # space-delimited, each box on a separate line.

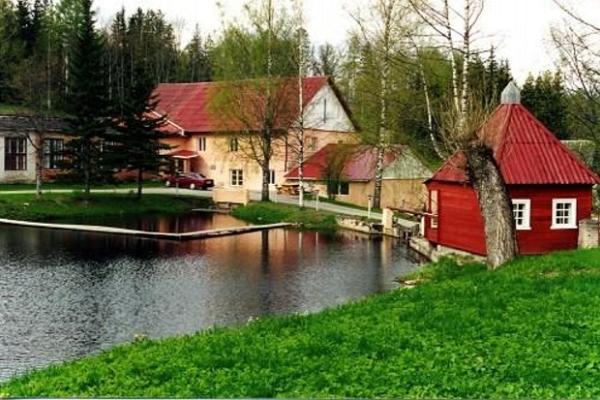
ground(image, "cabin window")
xmin=229 ymin=138 xmax=239 ymax=152
xmin=430 ymin=190 xmax=439 ymax=228
xmin=5 ymin=137 xmax=27 ymax=171
xmin=512 ymin=199 xmax=531 ymax=230
xmin=43 ymin=139 xmax=64 ymax=169
xmin=552 ymin=199 xmax=577 ymax=229
xmin=269 ymin=169 xmax=276 ymax=185
xmin=198 ymin=137 xmax=207 ymax=152
xmin=230 ymin=169 xmax=244 ymax=187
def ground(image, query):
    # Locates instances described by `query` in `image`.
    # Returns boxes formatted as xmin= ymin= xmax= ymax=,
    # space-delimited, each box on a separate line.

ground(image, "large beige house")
xmin=153 ymin=77 xmax=357 ymax=192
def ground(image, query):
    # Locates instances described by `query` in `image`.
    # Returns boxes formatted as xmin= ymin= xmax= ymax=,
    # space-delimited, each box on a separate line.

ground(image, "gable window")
xmin=307 ymin=137 xmax=318 ymax=152
xmin=512 ymin=199 xmax=531 ymax=230
xmin=323 ymin=98 xmax=328 ymax=123
xmin=430 ymin=190 xmax=439 ymax=228
xmin=5 ymin=137 xmax=27 ymax=171
xmin=269 ymin=169 xmax=276 ymax=185
xmin=43 ymin=139 xmax=64 ymax=169
xmin=229 ymin=138 xmax=239 ymax=152
xmin=230 ymin=169 xmax=243 ymax=186
xmin=198 ymin=137 xmax=207 ymax=152
xmin=552 ymin=199 xmax=577 ymax=229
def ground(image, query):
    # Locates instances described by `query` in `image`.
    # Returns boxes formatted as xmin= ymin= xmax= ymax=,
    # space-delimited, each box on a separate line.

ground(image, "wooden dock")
xmin=0 ymin=218 xmax=293 ymax=241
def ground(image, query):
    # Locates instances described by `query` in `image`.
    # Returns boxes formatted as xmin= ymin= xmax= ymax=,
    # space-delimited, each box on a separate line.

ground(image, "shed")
xmin=425 ymin=82 xmax=600 ymax=255
xmin=286 ymin=144 xmax=431 ymax=211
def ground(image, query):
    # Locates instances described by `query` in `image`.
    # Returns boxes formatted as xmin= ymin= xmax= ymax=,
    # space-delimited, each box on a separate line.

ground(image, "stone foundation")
xmin=579 ymin=219 xmax=599 ymax=249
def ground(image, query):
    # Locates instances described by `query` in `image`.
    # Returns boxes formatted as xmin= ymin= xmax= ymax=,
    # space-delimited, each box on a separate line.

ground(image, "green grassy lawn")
xmin=0 ymin=193 xmax=209 ymax=222
xmin=4 ymin=249 xmax=600 ymax=397
xmin=232 ymin=201 xmax=338 ymax=231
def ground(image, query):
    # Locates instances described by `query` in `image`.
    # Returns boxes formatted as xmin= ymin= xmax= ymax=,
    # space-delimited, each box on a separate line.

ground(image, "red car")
xmin=164 ymin=173 xmax=214 ymax=190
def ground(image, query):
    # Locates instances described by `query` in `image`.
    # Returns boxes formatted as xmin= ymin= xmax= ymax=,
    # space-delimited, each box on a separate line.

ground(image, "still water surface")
xmin=0 ymin=213 xmax=418 ymax=381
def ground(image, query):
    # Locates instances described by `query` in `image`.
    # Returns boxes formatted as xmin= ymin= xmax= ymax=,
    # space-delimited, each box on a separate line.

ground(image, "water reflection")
xmin=0 ymin=218 xmax=417 ymax=381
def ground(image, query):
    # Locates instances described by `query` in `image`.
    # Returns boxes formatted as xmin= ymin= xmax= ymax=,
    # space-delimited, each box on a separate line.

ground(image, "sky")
xmin=96 ymin=0 xmax=600 ymax=83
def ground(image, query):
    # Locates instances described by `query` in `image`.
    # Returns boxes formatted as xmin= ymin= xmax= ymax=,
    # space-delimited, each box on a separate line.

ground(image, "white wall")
xmin=303 ymin=85 xmax=354 ymax=132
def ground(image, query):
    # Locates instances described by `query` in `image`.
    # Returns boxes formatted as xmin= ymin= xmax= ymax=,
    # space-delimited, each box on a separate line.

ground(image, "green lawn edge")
xmin=232 ymin=201 xmax=339 ymax=231
xmin=0 ymin=192 xmax=210 ymax=222
xmin=4 ymin=248 xmax=600 ymax=398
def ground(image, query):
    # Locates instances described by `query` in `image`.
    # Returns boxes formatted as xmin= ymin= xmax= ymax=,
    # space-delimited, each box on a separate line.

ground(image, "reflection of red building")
xmin=424 ymin=82 xmax=600 ymax=256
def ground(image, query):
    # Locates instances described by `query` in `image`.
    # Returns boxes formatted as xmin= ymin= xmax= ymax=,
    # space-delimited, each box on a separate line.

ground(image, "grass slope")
xmin=0 ymin=193 xmax=209 ymax=221
xmin=4 ymin=249 xmax=600 ymax=398
xmin=232 ymin=201 xmax=338 ymax=231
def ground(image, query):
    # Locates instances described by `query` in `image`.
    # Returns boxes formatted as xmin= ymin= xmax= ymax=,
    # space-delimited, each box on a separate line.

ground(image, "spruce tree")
xmin=65 ymin=0 xmax=109 ymax=195
xmin=110 ymin=62 xmax=169 ymax=199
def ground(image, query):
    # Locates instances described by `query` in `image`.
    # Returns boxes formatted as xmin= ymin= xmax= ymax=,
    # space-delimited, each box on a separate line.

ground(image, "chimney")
xmin=501 ymin=81 xmax=521 ymax=104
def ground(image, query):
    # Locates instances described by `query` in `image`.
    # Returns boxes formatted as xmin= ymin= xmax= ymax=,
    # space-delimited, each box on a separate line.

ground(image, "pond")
xmin=0 ymin=213 xmax=419 ymax=381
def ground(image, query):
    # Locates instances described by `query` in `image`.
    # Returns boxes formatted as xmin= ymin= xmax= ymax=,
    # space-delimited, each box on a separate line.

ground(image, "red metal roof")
xmin=286 ymin=144 xmax=398 ymax=182
xmin=430 ymin=103 xmax=600 ymax=185
xmin=153 ymin=76 xmax=329 ymax=134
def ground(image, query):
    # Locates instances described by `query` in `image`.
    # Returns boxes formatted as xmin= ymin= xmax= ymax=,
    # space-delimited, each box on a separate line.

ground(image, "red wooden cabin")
xmin=424 ymin=82 xmax=600 ymax=256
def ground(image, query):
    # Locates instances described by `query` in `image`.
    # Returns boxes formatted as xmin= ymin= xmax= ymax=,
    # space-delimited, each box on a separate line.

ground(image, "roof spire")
xmin=501 ymin=81 xmax=521 ymax=104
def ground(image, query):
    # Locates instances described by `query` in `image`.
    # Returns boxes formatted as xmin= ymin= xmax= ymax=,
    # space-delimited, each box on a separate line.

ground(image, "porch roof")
xmin=170 ymin=150 xmax=200 ymax=160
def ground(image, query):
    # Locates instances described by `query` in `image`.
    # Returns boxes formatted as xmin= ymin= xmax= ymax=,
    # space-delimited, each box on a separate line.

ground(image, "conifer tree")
xmin=64 ymin=0 xmax=109 ymax=195
xmin=110 ymin=62 xmax=169 ymax=199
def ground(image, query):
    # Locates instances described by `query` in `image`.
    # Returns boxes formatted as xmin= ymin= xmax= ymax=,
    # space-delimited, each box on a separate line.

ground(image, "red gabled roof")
xmin=430 ymin=103 xmax=600 ymax=185
xmin=153 ymin=76 xmax=329 ymax=134
xmin=286 ymin=144 xmax=398 ymax=182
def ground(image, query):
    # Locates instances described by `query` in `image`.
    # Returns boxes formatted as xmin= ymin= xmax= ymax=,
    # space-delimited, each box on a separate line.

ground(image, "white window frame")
xmin=198 ymin=137 xmax=207 ymax=152
xmin=551 ymin=198 xmax=578 ymax=230
xmin=512 ymin=199 xmax=531 ymax=231
xmin=230 ymin=169 xmax=243 ymax=187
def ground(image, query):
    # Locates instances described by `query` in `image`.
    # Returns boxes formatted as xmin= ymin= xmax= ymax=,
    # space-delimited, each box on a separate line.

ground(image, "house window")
xmin=229 ymin=137 xmax=239 ymax=152
xmin=323 ymin=98 xmax=328 ymax=123
xmin=430 ymin=190 xmax=439 ymax=228
xmin=230 ymin=169 xmax=243 ymax=186
xmin=269 ymin=169 xmax=276 ymax=185
xmin=552 ymin=199 xmax=577 ymax=229
xmin=336 ymin=182 xmax=349 ymax=195
xmin=43 ymin=139 xmax=64 ymax=169
xmin=512 ymin=199 xmax=531 ymax=230
xmin=5 ymin=137 xmax=27 ymax=171
xmin=198 ymin=137 xmax=207 ymax=152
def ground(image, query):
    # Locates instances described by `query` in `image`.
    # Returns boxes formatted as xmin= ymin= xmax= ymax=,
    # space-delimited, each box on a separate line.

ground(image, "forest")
xmin=1 ymin=0 xmax=595 ymax=168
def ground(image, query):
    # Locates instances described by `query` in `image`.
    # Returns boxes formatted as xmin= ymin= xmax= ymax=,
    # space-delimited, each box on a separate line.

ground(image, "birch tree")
xmin=350 ymin=0 xmax=415 ymax=209
xmin=411 ymin=0 xmax=516 ymax=268
xmin=551 ymin=0 xmax=600 ymax=157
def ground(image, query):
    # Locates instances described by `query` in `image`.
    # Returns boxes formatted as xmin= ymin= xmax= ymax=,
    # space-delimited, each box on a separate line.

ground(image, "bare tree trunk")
xmin=296 ymin=2 xmax=306 ymax=208
xmin=417 ymin=51 xmax=445 ymax=158
xmin=262 ymin=161 xmax=270 ymax=202
xmin=35 ymin=141 xmax=43 ymax=199
xmin=372 ymin=3 xmax=392 ymax=210
xmin=466 ymin=145 xmax=517 ymax=268
xmin=137 ymin=168 xmax=143 ymax=200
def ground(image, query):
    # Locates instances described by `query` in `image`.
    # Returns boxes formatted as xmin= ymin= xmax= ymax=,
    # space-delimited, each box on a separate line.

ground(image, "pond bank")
xmin=0 ymin=193 xmax=211 ymax=222
xmin=231 ymin=202 xmax=339 ymax=231
xmin=3 ymin=248 xmax=600 ymax=397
